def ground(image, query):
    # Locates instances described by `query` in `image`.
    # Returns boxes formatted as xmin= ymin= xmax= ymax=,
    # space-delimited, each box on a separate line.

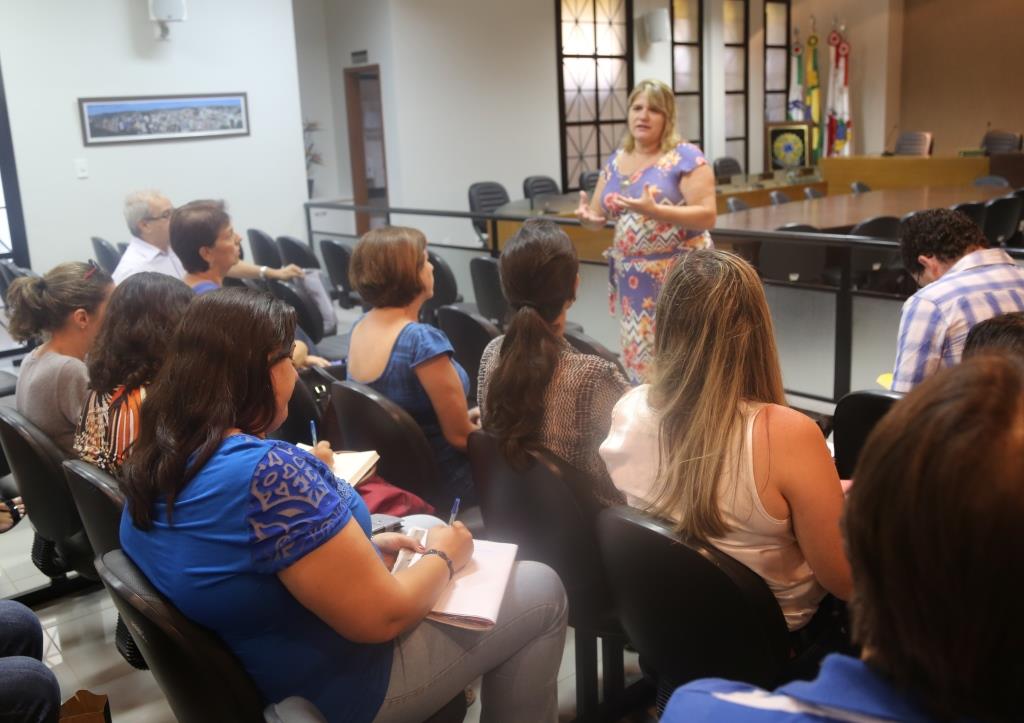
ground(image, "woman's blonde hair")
xmin=647 ymin=250 xmax=785 ymax=538
xmin=622 ymin=79 xmax=683 ymax=153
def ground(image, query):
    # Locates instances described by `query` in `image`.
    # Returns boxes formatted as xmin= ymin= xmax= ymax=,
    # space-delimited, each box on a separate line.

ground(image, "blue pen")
xmin=448 ymin=497 xmax=461 ymax=526
xmin=310 ymin=420 xmax=318 ymax=446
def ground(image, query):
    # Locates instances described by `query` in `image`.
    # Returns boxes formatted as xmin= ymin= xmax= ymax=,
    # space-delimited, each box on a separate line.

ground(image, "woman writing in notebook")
xmin=119 ymin=289 xmax=568 ymax=723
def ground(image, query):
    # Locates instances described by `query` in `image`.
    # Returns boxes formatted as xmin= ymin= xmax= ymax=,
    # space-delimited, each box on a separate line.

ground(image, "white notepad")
xmin=296 ymin=445 xmax=379 ymax=487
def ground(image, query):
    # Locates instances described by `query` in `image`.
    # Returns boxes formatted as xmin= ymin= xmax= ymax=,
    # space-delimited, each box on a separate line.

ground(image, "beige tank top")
xmin=707 ymin=401 xmax=826 ymax=630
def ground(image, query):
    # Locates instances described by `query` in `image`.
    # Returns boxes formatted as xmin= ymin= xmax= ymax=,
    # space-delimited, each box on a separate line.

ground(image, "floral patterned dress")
xmin=600 ymin=142 xmax=712 ymax=383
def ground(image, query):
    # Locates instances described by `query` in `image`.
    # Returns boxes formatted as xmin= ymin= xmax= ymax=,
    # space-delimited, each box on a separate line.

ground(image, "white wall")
xmin=293 ymin=0 xmax=342 ymax=200
xmin=0 ymin=1 xmax=308 ymax=272
xmin=633 ymin=0 xmax=673 ymax=87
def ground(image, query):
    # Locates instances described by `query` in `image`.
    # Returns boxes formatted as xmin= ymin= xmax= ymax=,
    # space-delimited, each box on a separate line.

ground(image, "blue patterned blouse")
xmin=120 ymin=435 xmax=391 ymax=723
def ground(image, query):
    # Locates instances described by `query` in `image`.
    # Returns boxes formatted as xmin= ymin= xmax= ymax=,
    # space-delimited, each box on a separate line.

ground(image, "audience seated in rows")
xmin=0 ymin=601 xmax=61 ymax=723
xmin=118 ymin=289 xmax=568 ymax=722
xmin=74 ymin=272 xmax=194 ymax=475
xmin=600 ymin=250 xmax=852 ymax=632
xmin=962 ymin=310 xmax=1024 ymax=359
xmin=891 ymin=208 xmax=1024 ymax=392
xmin=113 ymin=189 xmax=303 ymax=286
xmin=170 ymin=199 xmax=329 ymax=369
xmin=664 ymin=355 xmax=1024 ymax=721
xmin=347 ymin=227 xmax=479 ymax=510
xmin=478 ymin=219 xmax=628 ymax=509
xmin=9 ymin=261 xmax=114 ymax=453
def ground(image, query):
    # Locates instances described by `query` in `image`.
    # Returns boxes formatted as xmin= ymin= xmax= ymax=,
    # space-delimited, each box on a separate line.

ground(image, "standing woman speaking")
xmin=576 ymin=79 xmax=717 ymax=383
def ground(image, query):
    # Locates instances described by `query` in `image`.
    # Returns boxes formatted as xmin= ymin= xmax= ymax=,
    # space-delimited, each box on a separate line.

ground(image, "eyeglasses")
xmin=144 ymin=209 xmax=173 ymax=222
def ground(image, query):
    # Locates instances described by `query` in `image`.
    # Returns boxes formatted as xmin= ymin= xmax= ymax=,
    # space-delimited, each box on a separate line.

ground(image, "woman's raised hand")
xmin=618 ymin=183 xmax=662 ymax=216
xmin=575 ymin=191 xmax=606 ymax=225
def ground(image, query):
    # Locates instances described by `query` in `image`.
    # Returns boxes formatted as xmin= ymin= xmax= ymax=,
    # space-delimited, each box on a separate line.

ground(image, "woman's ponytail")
xmin=6 ymin=262 xmax=112 ymax=342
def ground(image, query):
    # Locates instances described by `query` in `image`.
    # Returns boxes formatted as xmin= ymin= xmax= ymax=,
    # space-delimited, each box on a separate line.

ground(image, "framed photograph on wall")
xmin=78 ymin=93 xmax=249 ymax=146
xmin=765 ymin=122 xmax=813 ymax=170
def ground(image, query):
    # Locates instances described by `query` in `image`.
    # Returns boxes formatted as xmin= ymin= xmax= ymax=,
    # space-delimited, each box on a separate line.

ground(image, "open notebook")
xmin=393 ymin=530 xmax=518 ymax=631
xmin=296 ymin=445 xmax=379 ymax=487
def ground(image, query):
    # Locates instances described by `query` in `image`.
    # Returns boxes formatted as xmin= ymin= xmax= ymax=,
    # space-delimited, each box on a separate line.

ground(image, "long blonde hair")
xmin=647 ymin=250 xmax=785 ymax=538
xmin=622 ymin=79 xmax=683 ymax=153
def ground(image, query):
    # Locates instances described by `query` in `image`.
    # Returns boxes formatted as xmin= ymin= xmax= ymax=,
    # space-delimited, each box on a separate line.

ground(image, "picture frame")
xmin=78 ymin=93 xmax=249 ymax=146
xmin=765 ymin=121 xmax=813 ymax=170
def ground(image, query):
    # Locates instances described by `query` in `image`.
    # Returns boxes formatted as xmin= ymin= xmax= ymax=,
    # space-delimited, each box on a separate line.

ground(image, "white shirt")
xmin=111 ymin=236 xmax=186 ymax=285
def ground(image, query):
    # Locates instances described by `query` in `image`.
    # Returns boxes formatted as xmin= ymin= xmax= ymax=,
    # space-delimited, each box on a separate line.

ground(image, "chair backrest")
xmin=597 ymin=505 xmax=791 ymax=690
xmin=436 ymin=306 xmax=500 ymax=401
xmin=849 ymin=216 xmax=901 ymax=240
xmin=833 ymin=389 xmax=903 ymax=478
xmin=268 ymin=367 xmax=327 ymax=447
xmin=713 ymin=156 xmax=743 ymax=182
xmin=983 ymin=195 xmax=1024 ymax=246
xmin=893 ymin=131 xmax=933 ymax=156
xmin=91 ymin=236 xmax=123 ymax=275
xmin=803 ymin=186 xmax=824 ymax=200
xmin=759 ymin=233 xmax=827 ymax=284
xmin=974 ymin=175 xmax=1011 ymax=188
xmin=470 ymin=255 xmax=509 ymax=325
xmin=850 ymin=181 xmax=871 ymax=194
xmin=322 ymin=381 xmax=442 ymax=505
xmin=267 ymin=279 xmax=324 ymax=343
xmin=246 ymin=229 xmax=283 ymax=268
xmin=0 ymin=260 xmax=32 ymax=302
xmin=467 ymin=431 xmax=610 ymax=620
xmin=0 ymin=406 xmax=86 ymax=557
xmin=522 ymin=175 xmax=560 ymax=201
xmin=420 ymin=250 xmax=461 ymax=326
xmin=319 ymin=239 xmax=363 ymax=309
xmin=579 ymin=170 xmax=601 ymax=195
xmin=468 ymin=182 xmax=510 ymax=237
xmin=96 ymin=550 xmax=268 ymax=723
xmin=277 ymin=236 xmax=320 ymax=269
xmin=951 ymin=201 xmax=988 ymax=228
xmin=726 ymin=196 xmax=750 ymax=213
xmin=62 ymin=459 xmax=125 ymax=558
xmin=768 ymin=190 xmax=791 ymax=206
xmin=980 ymin=129 xmax=1022 ymax=155
xmin=563 ymin=328 xmax=627 ymax=377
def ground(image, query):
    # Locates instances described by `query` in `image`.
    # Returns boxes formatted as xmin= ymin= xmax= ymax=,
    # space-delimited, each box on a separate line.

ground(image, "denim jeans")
xmin=0 ymin=601 xmax=61 ymax=723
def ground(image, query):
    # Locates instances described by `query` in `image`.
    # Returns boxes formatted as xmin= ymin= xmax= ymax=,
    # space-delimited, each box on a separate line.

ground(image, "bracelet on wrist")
xmin=421 ymin=548 xmax=454 ymax=581
xmin=259 ymin=265 xmax=268 ymax=280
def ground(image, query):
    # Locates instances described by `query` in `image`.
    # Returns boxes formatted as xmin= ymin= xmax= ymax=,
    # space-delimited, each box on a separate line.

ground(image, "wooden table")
xmin=821 ymin=155 xmax=989 ymax=194
xmin=714 ymin=185 xmax=1005 ymax=233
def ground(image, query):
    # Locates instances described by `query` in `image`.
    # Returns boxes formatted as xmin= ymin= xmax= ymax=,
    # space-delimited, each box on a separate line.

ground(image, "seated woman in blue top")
xmin=119 ymin=288 xmax=568 ymax=723
xmin=347 ymin=227 xmax=479 ymax=509
xmin=662 ymin=355 xmax=1024 ymax=722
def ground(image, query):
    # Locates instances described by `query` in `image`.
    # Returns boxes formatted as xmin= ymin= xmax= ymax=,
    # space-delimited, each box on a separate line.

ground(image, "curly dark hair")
xmin=87 ymin=272 xmax=195 ymax=394
xmin=899 ymin=208 xmax=988 ymax=276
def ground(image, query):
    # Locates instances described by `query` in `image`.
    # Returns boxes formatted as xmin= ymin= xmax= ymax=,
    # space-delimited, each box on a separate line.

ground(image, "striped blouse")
xmin=74 ymin=385 xmax=146 ymax=475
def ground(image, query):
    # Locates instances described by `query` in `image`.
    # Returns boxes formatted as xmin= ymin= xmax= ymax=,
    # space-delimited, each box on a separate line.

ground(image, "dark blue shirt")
xmin=120 ymin=435 xmax=392 ymax=722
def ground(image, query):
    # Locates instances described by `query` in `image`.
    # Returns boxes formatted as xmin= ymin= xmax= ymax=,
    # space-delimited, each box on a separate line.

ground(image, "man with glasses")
xmin=891 ymin=207 xmax=1024 ymax=392
xmin=112 ymin=189 xmax=303 ymax=285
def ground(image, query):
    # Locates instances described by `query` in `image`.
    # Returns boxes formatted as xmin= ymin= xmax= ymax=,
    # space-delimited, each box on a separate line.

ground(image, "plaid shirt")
xmin=892 ymin=248 xmax=1024 ymax=392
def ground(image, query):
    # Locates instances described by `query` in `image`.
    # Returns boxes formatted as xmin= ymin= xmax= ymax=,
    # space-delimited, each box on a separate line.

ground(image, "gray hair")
xmin=124 ymin=189 xmax=166 ymax=237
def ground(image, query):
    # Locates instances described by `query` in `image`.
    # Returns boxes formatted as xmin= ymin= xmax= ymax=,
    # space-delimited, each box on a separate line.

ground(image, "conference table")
xmin=714 ymin=185 xmax=1006 ymax=233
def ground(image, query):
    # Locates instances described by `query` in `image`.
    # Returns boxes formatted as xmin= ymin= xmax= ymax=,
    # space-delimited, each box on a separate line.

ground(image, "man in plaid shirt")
xmin=892 ymin=208 xmax=1024 ymax=392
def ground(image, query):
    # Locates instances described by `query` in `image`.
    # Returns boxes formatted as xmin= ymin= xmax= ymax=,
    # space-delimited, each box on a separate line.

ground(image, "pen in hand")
xmin=310 ymin=419 xmax=318 ymax=446
xmin=448 ymin=497 xmax=461 ymax=526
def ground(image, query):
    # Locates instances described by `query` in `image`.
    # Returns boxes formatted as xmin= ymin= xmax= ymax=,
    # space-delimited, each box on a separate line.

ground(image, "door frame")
xmin=343 ymin=64 xmax=389 ymax=236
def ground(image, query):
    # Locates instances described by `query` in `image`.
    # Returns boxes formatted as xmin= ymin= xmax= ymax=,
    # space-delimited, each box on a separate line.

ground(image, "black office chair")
xmin=468 ymin=182 xmax=510 ymax=244
xmin=726 ymin=196 xmax=750 ymax=213
xmin=713 ymin=157 xmax=743 ymax=183
xmin=598 ymin=505 xmax=792 ymax=713
xmin=319 ymin=239 xmax=367 ymax=310
xmin=436 ymin=306 xmax=500 ymax=401
xmin=833 ymin=390 xmax=904 ymax=479
xmin=267 ymin=367 xmax=330 ymax=446
xmin=277 ymin=236 xmax=320 ymax=269
xmin=266 ymin=280 xmax=350 ymax=361
xmin=0 ymin=260 xmax=35 ymax=307
xmin=850 ymin=181 xmax=871 ymax=195
xmin=769 ymin=190 xmax=791 ymax=206
xmin=892 ymin=131 xmax=933 ymax=156
xmin=951 ymin=202 xmax=988 ymax=228
xmin=759 ymin=230 xmax=828 ymax=284
xmin=803 ymin=186 xmax=824 ymax=200
xmin=579 ymin=170 xmax=601 ymax=195
xmin=468 ymin=432 xmax=631 ymax=721
xmin=469 ymin=256 xmax=509 ymax=326
xmin=522 ymin=175 xmax=560 ymax=201
xmin=321 ymin=380 xmax=444 ymax=507
xmin=0 ymin=406 xmax=96 ymax=579
xmin=980 ymin=129 xmax=1022 ymax=155
xmin=974 ymin=175 xmax=1011 ymax=188
xmin=564 ymin=328 xmax=627 ymax=378
xmin=776 ymin=223 xmax=818 ymax=232
xmin=1007 ymin=189 xmax=1024 ymax=247
xmin=983 ymin=195 xmax=1024 ymax=246
xmin=420 ymin=250 xmax=477 ymax=327
xmin=849 ymin=216 xmax=901 ymax=240
xmin=117 ymin=242 xmax=129 ymax=256
xmin=246 ymin=229 xmax=284 ymax=268
xmin=91 ymin=237 xmax=123 ymax=275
